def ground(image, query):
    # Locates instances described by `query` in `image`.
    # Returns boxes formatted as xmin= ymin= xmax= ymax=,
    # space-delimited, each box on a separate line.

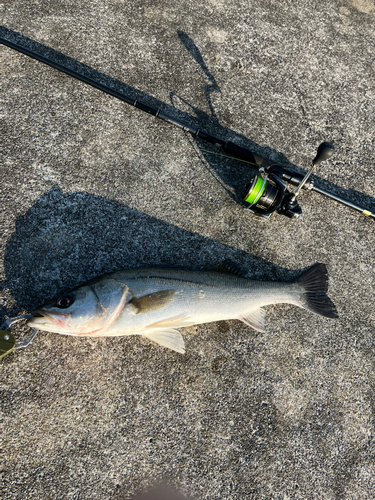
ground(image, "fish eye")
xmin=56 ymin=295 xmax=73 ymax=308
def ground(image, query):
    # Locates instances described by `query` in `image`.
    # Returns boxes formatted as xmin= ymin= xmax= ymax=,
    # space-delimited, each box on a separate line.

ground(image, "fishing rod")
xmin=1 ymin=37 xmax=374 ymax=220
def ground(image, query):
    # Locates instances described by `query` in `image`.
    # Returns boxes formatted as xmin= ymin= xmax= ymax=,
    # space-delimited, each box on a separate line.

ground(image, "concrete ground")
xmin=1 ymin=1 xmax=374 ymax=499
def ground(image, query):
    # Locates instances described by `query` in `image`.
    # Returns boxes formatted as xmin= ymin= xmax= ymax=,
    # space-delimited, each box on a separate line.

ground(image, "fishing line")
xmin=181 ymin=129 xmax=237 ymax=200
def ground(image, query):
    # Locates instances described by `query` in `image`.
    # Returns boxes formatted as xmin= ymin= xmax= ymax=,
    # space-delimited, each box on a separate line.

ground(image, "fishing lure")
xmin=0 ymin=316 xmax=38 ymax=359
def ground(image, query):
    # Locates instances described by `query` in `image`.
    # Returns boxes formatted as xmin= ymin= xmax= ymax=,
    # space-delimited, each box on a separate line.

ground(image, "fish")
xmin=27 ymin=262 xmax=338 ymax=354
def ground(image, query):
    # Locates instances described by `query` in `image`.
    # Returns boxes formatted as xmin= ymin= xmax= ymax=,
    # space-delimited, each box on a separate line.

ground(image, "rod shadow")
xmin=0 ymin=186 xmax=294 ymax=319
xmin=1 ymin=26 xmax=373 ymax=211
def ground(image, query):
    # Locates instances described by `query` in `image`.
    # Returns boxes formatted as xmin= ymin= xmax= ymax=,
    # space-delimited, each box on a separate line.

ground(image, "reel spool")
xmin=243 ymin=142 xmax=335 ymax=219
xmin=243 ymin=172 xmax=287 ymax=218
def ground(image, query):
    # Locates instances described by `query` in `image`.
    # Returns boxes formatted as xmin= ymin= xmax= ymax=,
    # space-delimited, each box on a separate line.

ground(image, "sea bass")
xmin=27 ymin=263 xmax=338 ymax=353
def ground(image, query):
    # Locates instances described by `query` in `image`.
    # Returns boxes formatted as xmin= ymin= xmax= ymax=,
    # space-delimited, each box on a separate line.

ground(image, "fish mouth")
xmin=27 ymin=309 xmax=69 ymax=328
xmin=33 ymin=310 xmax=45 ymax=318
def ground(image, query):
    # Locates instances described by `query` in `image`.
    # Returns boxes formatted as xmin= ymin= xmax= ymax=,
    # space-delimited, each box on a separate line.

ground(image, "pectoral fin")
xmin=239 ymin=308 xmax=266 ymax=333
xmin=129 ymin=290 xmax=177 ymax=314
xmin=142 ymin=329 xmax=185 ymax=354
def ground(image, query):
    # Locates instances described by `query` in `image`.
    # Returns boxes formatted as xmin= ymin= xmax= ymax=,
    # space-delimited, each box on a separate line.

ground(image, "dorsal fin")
xmin=215 ymin=260 xmax=248 ymax=278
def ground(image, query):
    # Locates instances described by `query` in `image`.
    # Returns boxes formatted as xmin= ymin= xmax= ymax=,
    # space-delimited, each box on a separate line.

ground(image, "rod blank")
xmin=312 ymin=185 xmax=375 ymax=219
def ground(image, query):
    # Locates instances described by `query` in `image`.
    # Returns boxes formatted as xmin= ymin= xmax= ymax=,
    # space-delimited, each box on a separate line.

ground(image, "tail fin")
xmin=297 ymin=263 xmax=338 ymax=319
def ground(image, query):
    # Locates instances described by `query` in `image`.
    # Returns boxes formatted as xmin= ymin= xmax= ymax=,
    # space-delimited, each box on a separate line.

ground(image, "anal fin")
xmin=239 ymin=308 xmax=266 ymax=333
xmin=142 ymin=329 xmax=185 ymax=354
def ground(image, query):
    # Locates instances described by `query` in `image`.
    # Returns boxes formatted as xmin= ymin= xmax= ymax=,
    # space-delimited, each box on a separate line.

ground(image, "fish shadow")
xmin=1 ymin=26 xmax=373 ymax=210
xmin=0 ymin=187 xmax=294 ymax=318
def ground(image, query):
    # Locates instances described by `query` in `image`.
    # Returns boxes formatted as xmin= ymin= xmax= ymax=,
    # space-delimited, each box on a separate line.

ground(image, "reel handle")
xmin=312 ymin=142 xmax=335 ymax=166
xmin=294 ymin=142 xmax=335 ymax=196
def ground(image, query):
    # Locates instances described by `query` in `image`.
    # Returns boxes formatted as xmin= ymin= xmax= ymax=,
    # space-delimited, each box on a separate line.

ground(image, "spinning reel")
xmin=243 ymin=143 xmax=335 ymax=218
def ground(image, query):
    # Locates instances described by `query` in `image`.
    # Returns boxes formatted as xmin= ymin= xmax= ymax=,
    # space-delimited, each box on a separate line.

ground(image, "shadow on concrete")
xmin=0 ymin=186 xmax=293 ymax=319
xmin=1 ymin=26 xmax=373 ymax=210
